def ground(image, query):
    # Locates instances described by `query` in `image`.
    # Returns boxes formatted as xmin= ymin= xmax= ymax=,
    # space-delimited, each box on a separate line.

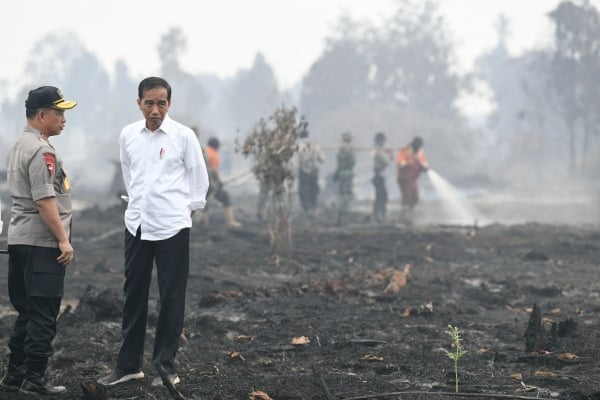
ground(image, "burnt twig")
xmin=342 ymin=391 xmax=546 ymax=400
xmin=312 ymin=368 xmax=337 ymax=400
xmin=156 ymin=364 xmax=190 ymax=400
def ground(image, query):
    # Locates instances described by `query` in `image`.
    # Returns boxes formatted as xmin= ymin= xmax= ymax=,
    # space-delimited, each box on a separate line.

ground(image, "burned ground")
xmin=0 ymin=201 xmax=599 ymax=400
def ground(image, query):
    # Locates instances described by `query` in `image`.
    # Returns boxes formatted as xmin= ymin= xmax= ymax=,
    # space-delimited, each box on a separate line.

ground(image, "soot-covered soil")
xmin=0 ymin=201 xmax=599 ymax=400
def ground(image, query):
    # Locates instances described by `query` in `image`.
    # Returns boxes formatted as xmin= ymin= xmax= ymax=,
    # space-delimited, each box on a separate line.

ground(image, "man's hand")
xmin=36 ymin=197 xmax=73 ymax=266
xmin=57 ymin=239 xmax=74 ymax=266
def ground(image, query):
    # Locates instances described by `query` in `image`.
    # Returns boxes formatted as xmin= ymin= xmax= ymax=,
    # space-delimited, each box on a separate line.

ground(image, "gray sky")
xmin=0 ymin=0 xmax=570 ymax=101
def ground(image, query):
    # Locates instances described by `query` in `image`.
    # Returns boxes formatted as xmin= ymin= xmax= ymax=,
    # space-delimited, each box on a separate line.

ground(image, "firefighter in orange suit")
xmin=396 ymin=136 xmax=429 ymax=211
xmin=203 ymin=137 xmax=241 ymax=227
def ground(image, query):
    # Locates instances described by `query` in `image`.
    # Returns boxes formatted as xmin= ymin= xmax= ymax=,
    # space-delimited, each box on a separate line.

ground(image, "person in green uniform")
xmin=1 ymin=86 xmax=77 ymax=395
xmin=333 ymin=131 xmax=356 ymax=226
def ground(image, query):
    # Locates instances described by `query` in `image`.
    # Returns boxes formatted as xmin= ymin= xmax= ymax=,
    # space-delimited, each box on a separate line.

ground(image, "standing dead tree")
xmin=238 ymin=106 xmax=307 ymax=264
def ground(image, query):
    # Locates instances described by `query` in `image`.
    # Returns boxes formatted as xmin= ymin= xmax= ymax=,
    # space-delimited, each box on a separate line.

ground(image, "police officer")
xmin=372 ymin=132 xmax=392 ymax=222
xmin=333 ymin=131 xmax=356 ymax=226
xmin=296 ymin=129 xmax=325 ymax=216
xmin=1 ymin=86 xmax=76 ymax=395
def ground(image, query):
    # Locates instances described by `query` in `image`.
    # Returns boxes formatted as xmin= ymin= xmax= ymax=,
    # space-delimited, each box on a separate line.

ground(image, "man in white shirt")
xmin=99 ymin=77 xmax=209 ymax=388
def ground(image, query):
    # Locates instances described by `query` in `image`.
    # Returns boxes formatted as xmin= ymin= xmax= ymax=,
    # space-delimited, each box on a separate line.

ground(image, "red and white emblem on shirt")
xmin=43 ymin=152 xmax=56 ymax=176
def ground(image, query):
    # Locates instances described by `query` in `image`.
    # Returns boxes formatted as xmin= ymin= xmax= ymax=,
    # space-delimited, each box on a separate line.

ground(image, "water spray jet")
xmin=426 ymin=169 xmax=490 ymax=226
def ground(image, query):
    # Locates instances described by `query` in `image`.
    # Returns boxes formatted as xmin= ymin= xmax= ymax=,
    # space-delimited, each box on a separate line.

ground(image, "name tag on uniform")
xmin=63 ymin=176 xmax=71 ymax=191
xmin=62 ymin=169 xmax=71 ymax=191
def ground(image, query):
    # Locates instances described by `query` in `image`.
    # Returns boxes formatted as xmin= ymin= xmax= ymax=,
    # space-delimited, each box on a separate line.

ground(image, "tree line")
xmin=0 ymin=0 xmax=597 ymax=197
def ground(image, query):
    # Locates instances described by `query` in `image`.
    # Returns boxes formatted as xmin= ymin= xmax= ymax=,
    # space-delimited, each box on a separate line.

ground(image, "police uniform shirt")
xmin=6 ymin=126 xmax=72 ymax=247
xmin=374 ymin=147 xmax=390 ymax=173
xmin=297 ymin=139 xmax=324 ymax=175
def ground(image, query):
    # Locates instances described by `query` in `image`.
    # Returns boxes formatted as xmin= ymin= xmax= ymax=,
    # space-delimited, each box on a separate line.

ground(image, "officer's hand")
xmin=57 ymin=240 xmax=74 ymax=266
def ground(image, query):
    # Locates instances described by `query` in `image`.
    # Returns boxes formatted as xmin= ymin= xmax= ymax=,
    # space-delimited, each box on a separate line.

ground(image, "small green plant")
xmin=443 ymin=324 xmax=467 ymax=393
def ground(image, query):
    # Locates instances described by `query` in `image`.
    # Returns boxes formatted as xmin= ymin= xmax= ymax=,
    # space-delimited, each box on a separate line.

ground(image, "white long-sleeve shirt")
xmin=120 ymin=115 xmax=209 ymax=240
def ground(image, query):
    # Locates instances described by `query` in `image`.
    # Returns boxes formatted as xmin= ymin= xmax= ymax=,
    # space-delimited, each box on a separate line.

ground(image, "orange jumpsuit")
xmin=204 ymin=145 xmax=232 ymax=207
xmin=396 ymin=145 xmax=428 ymax=208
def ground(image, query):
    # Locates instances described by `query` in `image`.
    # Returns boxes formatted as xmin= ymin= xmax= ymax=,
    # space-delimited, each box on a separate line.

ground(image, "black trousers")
xmin=116 ymin=227 xmax=190 ymax=375
xmin=298 ymin=170 xmax=319 ymax=211
xmin=372 ymin=173 xmax=388 ymax=218
xmin=206 ymin=181 xmax=232 ymax=208
xmin=7 ymin=245 xmax=63 ymax=365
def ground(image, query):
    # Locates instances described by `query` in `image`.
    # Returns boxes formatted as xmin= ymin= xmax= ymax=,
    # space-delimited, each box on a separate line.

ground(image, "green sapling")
xmin=443 ymin=324 xmax=467 ymax=392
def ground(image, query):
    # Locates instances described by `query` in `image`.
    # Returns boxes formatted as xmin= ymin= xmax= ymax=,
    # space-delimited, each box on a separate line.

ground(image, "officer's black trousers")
xmin=116 ymin=227 xmax=190 ymax=375
xmin=7 ymin=245 xmax=63 ymax=376
xmin=298 ymin=170 xmax=319 ymax=211
xmin=372 ymin=173 xmax=388 ymax=219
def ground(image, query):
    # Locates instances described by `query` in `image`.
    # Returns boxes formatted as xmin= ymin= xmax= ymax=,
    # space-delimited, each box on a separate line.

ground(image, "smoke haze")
xmin=0 ymin=0 xmax=598 ymax=226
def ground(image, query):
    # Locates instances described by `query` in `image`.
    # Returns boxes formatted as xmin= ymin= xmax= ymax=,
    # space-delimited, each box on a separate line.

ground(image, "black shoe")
xmin=97 ymin=368 xmax=144 ymax=386
xmin=0 ymin=374 xmax=22 ymax=392
xmin=19 ymin=377 xmax=67 ymax=395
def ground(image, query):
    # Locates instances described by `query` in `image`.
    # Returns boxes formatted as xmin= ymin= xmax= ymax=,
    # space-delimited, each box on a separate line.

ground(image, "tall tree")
xmin=301 ymin=0 xmax=471 ymax=178
xmin=0 ymin=31 xmax=115 ymax=193
xmin=158 ymin=26 xmax=187 ymax=77
xmin=24 ymin=31 xmax=111 ymax=138
xmin=301 ymin=15 xmax=370 ymax=119
xmin=475 ymin=16 xmax=561 ymax=181
xmin=227 ymin=53 xmax=280 ymax=136
xmin=548 ymin=0 xmax=600 ymax=174
xmin=157 ymin=27 xmax=207 ymax=125
xmin=369 ymin=1 xmax=460 ymax=118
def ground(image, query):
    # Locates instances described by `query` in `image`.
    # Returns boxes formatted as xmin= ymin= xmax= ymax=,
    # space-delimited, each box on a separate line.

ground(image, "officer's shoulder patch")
xmin=43 ymin=152 xmax=56 ymax=176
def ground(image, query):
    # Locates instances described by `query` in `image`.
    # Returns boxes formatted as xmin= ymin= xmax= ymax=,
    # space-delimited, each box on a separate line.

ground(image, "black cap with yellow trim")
xmin=25 ymin=86 xmax=77 ymax=111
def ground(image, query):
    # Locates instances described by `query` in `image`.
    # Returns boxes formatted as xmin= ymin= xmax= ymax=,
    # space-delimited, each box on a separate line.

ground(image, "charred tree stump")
xmin=524 ymin=303 xmax=545 ymax=352
xmin=524 ymin=303 xmax=557 ymax=352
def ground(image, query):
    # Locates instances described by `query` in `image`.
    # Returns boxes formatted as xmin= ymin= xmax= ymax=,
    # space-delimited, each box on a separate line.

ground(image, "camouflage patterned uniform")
xmin=333 ymin=132 xmax=355 ymax=226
